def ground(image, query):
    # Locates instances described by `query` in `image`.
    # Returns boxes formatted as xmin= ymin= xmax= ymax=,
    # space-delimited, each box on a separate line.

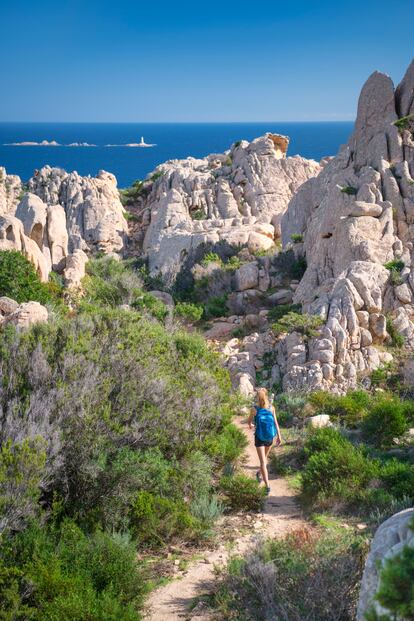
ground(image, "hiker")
xmin=247 ymin=387 xmax=281 ymax=495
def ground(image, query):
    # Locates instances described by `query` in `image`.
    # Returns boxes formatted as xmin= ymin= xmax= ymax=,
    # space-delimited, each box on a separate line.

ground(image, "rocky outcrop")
xmin=280 ymin=59 xmax=414 ymax=392
xmin=357 ymin=508 xmax=414 ymax=620
xmin=0 ymin=167 xmax=22 ymax=215
xmin=0 ymin=297 xmax=48 ymax=329
xmin=135 ymin=134 xmax=320 ymax=285
xmin=27 ymin=167 xmax=128 ymax=255
xmin=0 ymin=167 xmax=128 ymax=286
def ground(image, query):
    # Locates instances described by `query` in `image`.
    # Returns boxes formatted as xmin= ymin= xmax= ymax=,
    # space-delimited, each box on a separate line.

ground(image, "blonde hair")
xmin=256 ymin=387 xmax=270 ymax=409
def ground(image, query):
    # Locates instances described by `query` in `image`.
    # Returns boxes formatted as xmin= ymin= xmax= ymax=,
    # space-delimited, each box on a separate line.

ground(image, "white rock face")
xmin=27 ymin=167 xmax=128 ymax=255
xmin=138 ymin=134 xmax=320 ymax=285
xmin=0 ymin=167 xmax=128 ymax=286
xmin=0 ymin=167 xmax=22 ymax=214
xmin=279 ymin=59 xmax=414 ymax=392
xmin=357 ymin=508 xmax=414 ymax=620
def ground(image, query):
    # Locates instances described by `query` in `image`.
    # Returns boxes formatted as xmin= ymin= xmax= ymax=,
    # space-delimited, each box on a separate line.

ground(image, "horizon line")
xmin=0 ymin=119 xmax=355 ymax=125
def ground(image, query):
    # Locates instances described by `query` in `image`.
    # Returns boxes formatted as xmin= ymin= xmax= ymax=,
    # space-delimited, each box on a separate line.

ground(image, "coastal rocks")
xmin=27 ymin=167 xmax=128 ymax=255
xmin=137 ymin=133 xmax=321 ymax=284
xmin=0 ymin=167 xmax=22 ymax=215
xmin=306 ymin=414 xmax=331 ymax=428
xmin=0 ymin=214 xmax=49 ymax=281
xmin=278 ymin=59 xmax=414 ymax=391
xmin=357 ymin=508 xmax=414 ymax=620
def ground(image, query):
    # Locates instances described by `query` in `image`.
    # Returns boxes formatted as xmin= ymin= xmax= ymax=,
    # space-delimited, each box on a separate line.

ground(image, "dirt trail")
xmin=145 ymin=417 xmax=305 ymax=621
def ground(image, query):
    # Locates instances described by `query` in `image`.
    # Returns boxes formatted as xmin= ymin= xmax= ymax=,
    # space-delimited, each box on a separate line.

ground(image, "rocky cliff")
xmin=279 ymin=59 xmax=414 ymax=392
xmin=133 ymin=133 xmax=321 ymax=285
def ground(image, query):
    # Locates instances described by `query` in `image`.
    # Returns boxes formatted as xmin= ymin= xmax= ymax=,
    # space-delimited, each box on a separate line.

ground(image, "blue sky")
xmin=1 ymin=0 xmax=412 ymax=122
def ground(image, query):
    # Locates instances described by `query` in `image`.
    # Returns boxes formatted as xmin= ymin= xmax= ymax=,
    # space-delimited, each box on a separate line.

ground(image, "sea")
xmin=0 ymin=122 xmax=353 ymax=189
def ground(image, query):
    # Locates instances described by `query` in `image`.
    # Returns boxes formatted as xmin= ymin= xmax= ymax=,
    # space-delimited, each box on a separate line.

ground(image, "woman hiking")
xmin=248 ymin=387 xmax=282 ymax=495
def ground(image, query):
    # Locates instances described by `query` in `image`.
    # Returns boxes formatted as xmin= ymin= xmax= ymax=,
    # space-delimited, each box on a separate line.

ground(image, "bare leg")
xmin=255 ymin=445 xmax=270 ymax=488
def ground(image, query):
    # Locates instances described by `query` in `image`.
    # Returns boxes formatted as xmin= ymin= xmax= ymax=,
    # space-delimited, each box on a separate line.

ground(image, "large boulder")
xmin=4 ymin=301 xmax=48 ymax=329
xmin=357 ymin=508 xmax=414 ymax=620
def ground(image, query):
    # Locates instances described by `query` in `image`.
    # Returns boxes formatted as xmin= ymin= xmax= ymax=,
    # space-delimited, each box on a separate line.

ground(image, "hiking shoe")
xmin=256 ymin=470 xmax=261 ymax=483
xmin=265 ymin=486 xmax=271 ymax=495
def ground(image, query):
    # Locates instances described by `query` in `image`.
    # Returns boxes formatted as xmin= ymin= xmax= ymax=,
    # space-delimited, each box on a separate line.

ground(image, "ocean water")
xmin=0 ymin=122 xmax=353 ymax=188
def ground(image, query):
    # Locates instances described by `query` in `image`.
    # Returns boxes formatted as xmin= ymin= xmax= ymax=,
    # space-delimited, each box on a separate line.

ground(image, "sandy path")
xmin=145 ymin=417 xmax=305 ymax=620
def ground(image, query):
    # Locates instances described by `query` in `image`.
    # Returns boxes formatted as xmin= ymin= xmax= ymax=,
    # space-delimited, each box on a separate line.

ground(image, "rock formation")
xmin=0 ymin=167 xmax=22 ymax=214
xmin=0 ymin=167 xmax=128 ymax=285
xmin=357 ymin=508 xmax=414 ymax=620
xmin=279 ymin=59 xmax=414 ymax=392
xmin=0 ymin=296 xmax=48 ymax=329
xmin=134 ymin=134 xmax=321 ymax=285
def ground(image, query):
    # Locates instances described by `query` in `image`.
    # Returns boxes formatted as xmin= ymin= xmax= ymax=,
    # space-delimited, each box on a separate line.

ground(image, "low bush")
xmin=385 ymin=315 xmax=405 ymax=348
xmin=362 ymin=397 xmax=409 ymax=447
xmin=379 ymin=459 xmax=414 ymax=500
xmin=132 ymin=292 xmax=169 ymax=322
xmin=0 ymin=518 xmax=145 ymax=620
xmin=219 ymin=474 xmax=265 ymax=512
xmin=174 ymin=301 xmax=204 ymax=322
xmin=340 ymin=185 xmax=358 ymax=195
xmin=290 ymin=233 xmax=304 ymax=243
xmin=301 ymin=428 xmax=379 ymax=509
xmin=365 ymin=536 xmax=414 ymax=620
xmin=272 ymin=311 xmax=323 ymax=338
xmin=82 ymin=256 xmax=143 ymax=307
xmin=267 ymin=303 xmax=301 ymax=323
xmin=119 ymin=179 xmax=144 ymax=205
xmin=203 ymin=423 xmax=247 ymax=466
xmin=201 ymin=252 xmax=222 ymax=267
xmin=190 ymin=494 xmax=224 ymax=526
xmin=130 ymin=491 xmax=200 ymax=547
xmin=308 ymin=390 xmax=371 ymax=427
xmin=0 ymin=249 xmax=56 ymax=305
xmin=203 ymin=294 xmax=229 ymax=319
xmin=212 ymin=528 xmax=366 ymax=621
xmin=384 ymin=259 xmax=405 ymax=273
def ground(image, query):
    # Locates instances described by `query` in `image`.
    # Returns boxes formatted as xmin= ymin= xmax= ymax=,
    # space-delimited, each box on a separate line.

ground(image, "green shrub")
xmin=0 ymin=438 xmax=46 ymax=535
xmin=272 ymin=311 xmax=323 ymax=338
xmin=301 ymin=428 xmax=378 ymax=509
xmin=203 ymin=294 xmax=228 ymax=319
xmin=150 ymin=170 xmax=164 ymax=182
xmin=219 ymin=474 xmax=265 ymax=512
xmin=174 ymin=301 xmax=204 ymax=322
xmin=385 ymin=315 xmax=405 ymax=348
xmin=384 ymin=259 xmax=405 ymax=273
xmin=393 ymin=113 xmax=414 ymax=131
xmin=190 ymin=494 xmax=224 ymax=526
xmin=268 ymin=303 xmax=302 ymax=323
xmin=0 ymin=250 xmax=54 ymax=305
xmin=203 ymin=423 xmax=247 ymax=466
xmin=1 ymin=519 xmax=145 ymax=621
xmin=308 ymin=390 xmax=371 ymax=427
xmin=340 ymin=185 xmax=358 ymax=195
xmin=119 ymin=179 xmax=144 ymax=205
xmin=130 ymin=491 xmax=199 ymax=546
xmin=132 ymin=292 xmax=169 ymax=322
xmin=201 ymin=252 xmax=222 ymax=267
xmin=290 ymin=233 xmax=304 ymax=243
xmin=366 ymin=538 xmax=414 ymax=620
xmin=83 ymin=257 xmax=143 ymax=307
xmin=273 ymin=250 xmax=307 ymax=280
xmin=213 ymin=528 xmax=367 ymax=621
xmin=362 ymin=398 xmax=409 ymax=447
xmin=379 ymin=459 xmax=414 ymax=500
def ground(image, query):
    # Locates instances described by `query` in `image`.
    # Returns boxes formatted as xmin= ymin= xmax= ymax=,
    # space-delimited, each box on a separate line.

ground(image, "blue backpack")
xmin=255 ymin=407 xmax=277 ymax=442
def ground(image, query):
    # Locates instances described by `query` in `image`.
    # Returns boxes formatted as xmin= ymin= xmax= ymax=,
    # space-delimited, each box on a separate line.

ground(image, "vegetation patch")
xmin=272 ymin=311 xmax=323 ymax=338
